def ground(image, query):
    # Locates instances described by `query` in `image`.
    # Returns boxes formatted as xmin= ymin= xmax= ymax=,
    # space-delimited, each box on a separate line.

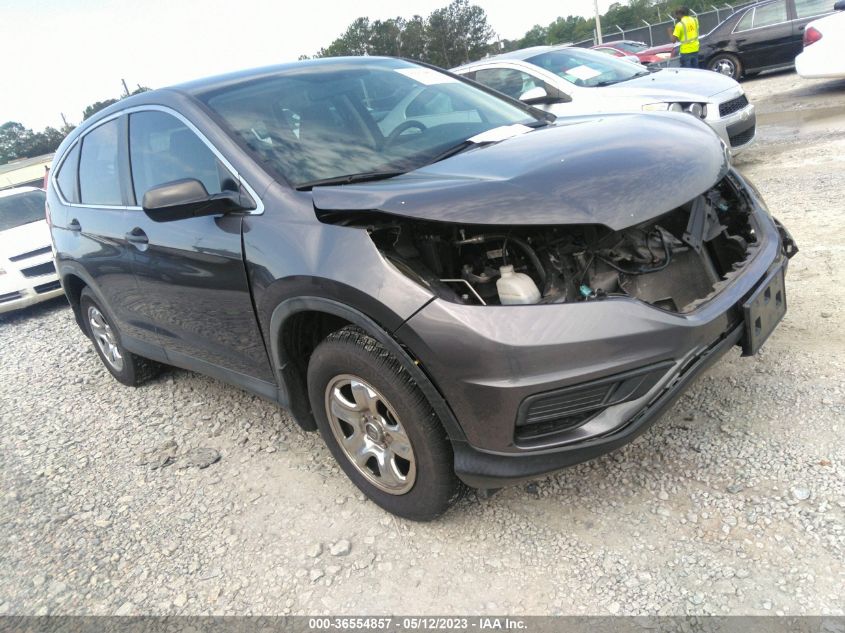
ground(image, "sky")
xmin=0 ymin=0 xmax=610 ymax=131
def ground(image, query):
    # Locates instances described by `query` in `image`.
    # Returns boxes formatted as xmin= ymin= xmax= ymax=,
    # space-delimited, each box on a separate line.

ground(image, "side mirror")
xmin=519 ymin=85 xmax=571 ymax=105
xmin=142 ymin=178 xmax=254 ymax=222
xmin=519 ymin=86 xmax=550 ymax=104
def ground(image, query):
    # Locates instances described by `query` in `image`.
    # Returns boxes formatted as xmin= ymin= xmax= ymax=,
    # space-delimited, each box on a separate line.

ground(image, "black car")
xmin=47 ymin=57 xmax=796 ymax=520
xmin=701 ymin=0 xmax=838 ymax=79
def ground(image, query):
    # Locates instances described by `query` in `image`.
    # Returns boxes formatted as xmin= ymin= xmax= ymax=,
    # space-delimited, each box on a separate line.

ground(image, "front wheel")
xmin=307 ymin=326 xmax=462 ymax=521
xmin=708 ymin=53 xmax=743 ymax=80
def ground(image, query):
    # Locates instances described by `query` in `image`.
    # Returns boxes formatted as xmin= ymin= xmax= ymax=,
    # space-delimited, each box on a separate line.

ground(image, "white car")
xmin=796 ymin=9 xmax=845 ymax=78
xmin=454 ymin=45 xmax=757 ymax=153
xmin=0 ymin=187 xmax=63 ymax=314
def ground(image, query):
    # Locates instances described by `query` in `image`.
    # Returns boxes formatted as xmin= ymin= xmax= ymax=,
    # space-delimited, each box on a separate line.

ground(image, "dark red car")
xmin=591 ymin=40 xmax=675 ymax=64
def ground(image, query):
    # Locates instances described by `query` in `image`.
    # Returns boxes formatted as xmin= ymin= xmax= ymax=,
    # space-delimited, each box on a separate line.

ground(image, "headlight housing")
xmin=685 ymin=103 xmax=708 ymax=118
xmin=642 ymin=102 xmax=708 ymax=119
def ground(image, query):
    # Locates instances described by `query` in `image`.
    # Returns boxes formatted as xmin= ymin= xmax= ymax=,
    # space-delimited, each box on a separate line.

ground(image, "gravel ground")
xmin=1 ymin=70 xmax=844 ymax=617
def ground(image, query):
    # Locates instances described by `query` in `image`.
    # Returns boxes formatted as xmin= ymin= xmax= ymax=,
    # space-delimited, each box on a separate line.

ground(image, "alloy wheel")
xmin=88 ymin=306 xmax=124 ymax=371
xmin=713 ymin=59 xmax=736 ymax=77
xmin=324 ymin=374 xmax=416 ymax=495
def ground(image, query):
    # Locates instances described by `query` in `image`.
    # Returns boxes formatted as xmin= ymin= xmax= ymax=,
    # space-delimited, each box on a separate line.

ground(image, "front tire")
xmin=708 ymin=53 xmax=743 ymax=80
xmin=80 ymin=288 xmax=162 ymax=386
xmin=307 ymin=326 xmax=461 ymax=521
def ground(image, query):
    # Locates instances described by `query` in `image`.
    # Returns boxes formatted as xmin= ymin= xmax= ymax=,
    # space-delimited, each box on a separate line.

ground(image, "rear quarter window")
xmin=54 ymin=143 xmax=80 ymax=203
xmin=735 ymin=9 xmax=754 ymax=31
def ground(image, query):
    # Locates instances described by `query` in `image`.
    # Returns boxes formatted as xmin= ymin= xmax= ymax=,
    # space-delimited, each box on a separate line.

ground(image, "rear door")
xmin=125 ymin=108 xmax=274 ymax=386
xmin=733 ymin=0 xmax=795 ymax=70
xmin=52 ymin=115 xmax=160 ymax=354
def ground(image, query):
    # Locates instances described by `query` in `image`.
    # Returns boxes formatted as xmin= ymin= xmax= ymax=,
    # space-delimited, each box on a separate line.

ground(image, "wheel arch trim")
xmin=269 ymin=296 xmax=467 ymax=443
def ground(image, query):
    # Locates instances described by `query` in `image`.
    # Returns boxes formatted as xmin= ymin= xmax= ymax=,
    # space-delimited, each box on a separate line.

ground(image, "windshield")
xmin=612 ymin=41 xmax=647 ymax=53
xmin=527 ymin=48 xmax=648 ymax=87
xmin=0 ymin=190 xmax=46 ymax=232
xmin=200 ymin=58 xmax=544 ymax=188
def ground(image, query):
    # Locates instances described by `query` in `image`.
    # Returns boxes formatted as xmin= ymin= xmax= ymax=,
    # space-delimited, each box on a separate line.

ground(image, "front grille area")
xmin=719 ymin=94 xmax=749 ymax=117
xmin=34 ymin=280 xmax=61 ymax=294
xmin=9 ymin=246 xmax=51 ymax=262
xmin=515 ymin=361 xmax=674 ymax=446
xmin=20 ymin=261 xmax=55 ymax=278
xmin=730 ymin=126 xmax=756 ymax=148
xmin=0 ymin=291 xmax=23 ymax=304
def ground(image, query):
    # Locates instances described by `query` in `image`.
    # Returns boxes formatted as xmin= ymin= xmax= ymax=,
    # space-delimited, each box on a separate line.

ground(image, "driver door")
xmin=125 ymin=108 xmax=274 ymax=384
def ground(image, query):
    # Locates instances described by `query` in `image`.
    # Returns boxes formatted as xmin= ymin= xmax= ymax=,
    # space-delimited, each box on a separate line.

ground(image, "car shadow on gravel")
xmin=0 ymin=296 xmax=69 ymax=326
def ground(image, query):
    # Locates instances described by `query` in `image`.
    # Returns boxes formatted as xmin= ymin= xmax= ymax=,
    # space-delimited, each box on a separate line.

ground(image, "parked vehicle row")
xmin=595 ymin=0 xmax=839 ymax=80
xmin=43 ymin=56 xmax=797 ymax=519
xmin=453 ymin=46 xmax=757 ymax=152
xmin=0 ymin=187 xmax=64 ymax=314
xmin=796 ymin=6 xmax=845 ymax=77
xmin=590 ymin=39 xmax=673 ymax=65
xmin=699 ymin=0 xmax=839 ymax=79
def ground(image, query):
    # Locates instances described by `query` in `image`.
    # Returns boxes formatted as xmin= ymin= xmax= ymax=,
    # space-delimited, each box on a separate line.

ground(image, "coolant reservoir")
xmin=496 ymin=265 xmax=541 ymax=305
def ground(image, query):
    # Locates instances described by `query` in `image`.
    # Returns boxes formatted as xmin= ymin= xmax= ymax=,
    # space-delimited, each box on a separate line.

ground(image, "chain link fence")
xmin=571 ymin=3 xmax=751 ymax=49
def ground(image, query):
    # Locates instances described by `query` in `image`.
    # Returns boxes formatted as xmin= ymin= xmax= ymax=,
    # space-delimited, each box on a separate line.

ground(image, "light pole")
xmin=594 ymin=0 xmax=603 ymax=44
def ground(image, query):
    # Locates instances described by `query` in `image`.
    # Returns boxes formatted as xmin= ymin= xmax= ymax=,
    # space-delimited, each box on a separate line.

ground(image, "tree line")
xmin=303 ymin=0 xmax=494 ymax=69
xmin=305 ymin=0 xmax=725 ymax=61
xmin=0 ymin=85 xmax=149 ymax=166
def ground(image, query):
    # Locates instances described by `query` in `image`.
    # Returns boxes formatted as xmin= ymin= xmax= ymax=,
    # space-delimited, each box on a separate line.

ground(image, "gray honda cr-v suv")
xmin=47 ymin=57 xmax=796 ymax=520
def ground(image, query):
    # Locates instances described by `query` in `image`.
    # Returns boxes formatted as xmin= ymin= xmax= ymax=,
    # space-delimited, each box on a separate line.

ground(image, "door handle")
xmin=125 ymin=227 xmax=149 ymax=246
xmin=68 ymin=218 xmax=81 ymax=232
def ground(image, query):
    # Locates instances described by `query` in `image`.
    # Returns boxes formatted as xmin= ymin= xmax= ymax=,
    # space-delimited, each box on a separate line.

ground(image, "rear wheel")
xmin=307 ymin=326 xmax=462 ymax=520
xmin=80 ymin=288 xmax=161 ymax=386
xmin=708 ymin=53 xmax=743 ymax=80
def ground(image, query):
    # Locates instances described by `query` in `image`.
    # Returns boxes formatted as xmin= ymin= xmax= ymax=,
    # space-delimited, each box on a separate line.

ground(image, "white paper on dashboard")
xmin=565 ymin=65 xmax=602 ymax=81
xmin=395 ymin=68 xmax=459 ymax=85
xmin=467 ymin=124 xmax=533 ymax=144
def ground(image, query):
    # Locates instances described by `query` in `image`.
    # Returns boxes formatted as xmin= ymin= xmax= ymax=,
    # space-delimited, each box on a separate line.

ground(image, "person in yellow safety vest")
xmin=670 ymin=7 xmax=701 ymax=69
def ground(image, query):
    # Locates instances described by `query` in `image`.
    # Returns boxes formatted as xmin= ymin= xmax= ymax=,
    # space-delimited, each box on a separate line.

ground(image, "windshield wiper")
xmin=296 ymin=170 xmax=406 ymax=190
xmin=427 ymin=139 xmax=481 ymax=164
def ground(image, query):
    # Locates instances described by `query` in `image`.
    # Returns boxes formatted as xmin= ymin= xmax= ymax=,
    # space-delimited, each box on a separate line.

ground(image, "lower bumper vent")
xmin=515 ymin=361 xmax=674 ymax=444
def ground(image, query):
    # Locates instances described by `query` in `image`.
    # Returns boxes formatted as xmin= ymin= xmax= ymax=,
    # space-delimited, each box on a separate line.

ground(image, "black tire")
xmin=80 ymin=288 xmax=162 ymax=386
xmin=708 ymin=53 xmax=743 ymax=80
xmin=307 ymin=326 xmax=462 ymax=521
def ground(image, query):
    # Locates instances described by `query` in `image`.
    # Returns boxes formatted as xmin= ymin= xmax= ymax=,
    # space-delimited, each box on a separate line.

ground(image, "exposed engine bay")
xmin=320 ymin=176 xmax=760 ymax=313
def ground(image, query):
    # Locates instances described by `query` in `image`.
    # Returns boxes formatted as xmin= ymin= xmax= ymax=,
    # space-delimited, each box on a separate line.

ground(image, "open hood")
xmin=312 ymin=112 xmax=728 ymax=231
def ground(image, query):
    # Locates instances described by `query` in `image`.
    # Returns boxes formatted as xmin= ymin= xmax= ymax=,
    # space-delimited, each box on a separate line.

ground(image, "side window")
xmin=735 ymin=9 xmax=754 ymax=31
xmin=129 ymin=111 xmax=236 ymax=204
xmin=795 ymin=0 xmax=834 ymax=17
xmin=753 ymin=1 xmax=788 ymax=27
xmin=79 ymin=119 xmax=122 ymax=206
xmin=55 ymin=143 xmax=80 ymax=204
xmin=473 ymin=68 xmax=541 ymax=100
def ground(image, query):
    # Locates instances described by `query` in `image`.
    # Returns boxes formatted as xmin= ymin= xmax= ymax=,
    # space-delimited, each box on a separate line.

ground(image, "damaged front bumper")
xmin=394 ymin=176 xmax=796 ymax=489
